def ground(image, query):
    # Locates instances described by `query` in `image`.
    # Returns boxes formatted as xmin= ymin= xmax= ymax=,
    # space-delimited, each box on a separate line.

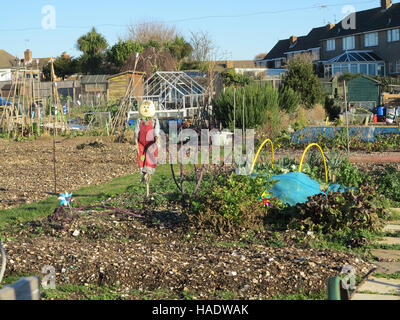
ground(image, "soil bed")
xmin=1 ymin=209 xmax=373 ymax=300
xmin=0 ymin=137 xmax=138 ymax=210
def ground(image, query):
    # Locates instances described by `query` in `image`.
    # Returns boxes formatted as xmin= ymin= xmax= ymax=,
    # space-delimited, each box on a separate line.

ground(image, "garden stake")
xmin=328 ymin=276 xmax=341 ymax=300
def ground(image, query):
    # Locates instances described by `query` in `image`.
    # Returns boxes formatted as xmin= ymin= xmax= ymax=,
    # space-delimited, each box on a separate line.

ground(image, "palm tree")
xmin=76 ymin=27 xmax=108 ymax=74
xmin=77 ymin=27 xmax=108 ymax=56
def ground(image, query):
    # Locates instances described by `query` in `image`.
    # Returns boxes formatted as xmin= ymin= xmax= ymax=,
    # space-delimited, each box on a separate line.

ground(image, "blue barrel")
xmin=377 ymin=107 xmax=385 ymax=116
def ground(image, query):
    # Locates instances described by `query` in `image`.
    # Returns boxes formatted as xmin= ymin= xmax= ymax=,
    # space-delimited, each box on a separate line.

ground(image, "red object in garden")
xmin=373 ymin=114 xmax=378 ymax=123
xmin=137 ymin=119 xmax=158 ymax=175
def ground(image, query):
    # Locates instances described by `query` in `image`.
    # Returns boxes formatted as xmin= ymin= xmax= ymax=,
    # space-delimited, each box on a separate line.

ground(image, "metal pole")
xmin=242 ymin=88 xmax=245 ymax=145
xmin=344 ymin=80 xmax=350 ymax=155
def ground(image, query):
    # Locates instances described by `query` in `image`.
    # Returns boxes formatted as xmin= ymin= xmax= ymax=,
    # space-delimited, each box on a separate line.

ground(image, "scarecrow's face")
xmin=139 ymin=101 xmax=156 ymax=118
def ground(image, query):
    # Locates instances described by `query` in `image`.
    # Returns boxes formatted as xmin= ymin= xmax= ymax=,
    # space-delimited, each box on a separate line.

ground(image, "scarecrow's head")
xmin=139 ymin=100 xmax=156 ymax=119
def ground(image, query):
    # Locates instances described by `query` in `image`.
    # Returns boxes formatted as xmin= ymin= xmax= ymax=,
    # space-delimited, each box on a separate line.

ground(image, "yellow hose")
xmin=249 ymin=138 xmax=274 ymax=175
xmin=298 ymin=143 xmax=329 ymax=183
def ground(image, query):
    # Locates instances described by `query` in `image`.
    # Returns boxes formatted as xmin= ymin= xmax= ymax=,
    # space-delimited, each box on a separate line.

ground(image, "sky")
xmin=0 ymin=0 xmax=396 ymax=60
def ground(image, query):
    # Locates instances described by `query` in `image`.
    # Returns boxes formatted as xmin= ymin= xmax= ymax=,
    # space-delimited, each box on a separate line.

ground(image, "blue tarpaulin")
xmin=267 ymin=172 xmax=354 ymax=206
xmin=0 ymin=97 xmax=11 ymax=106
xmin=292 ymin=126 xmax=400 ymax=143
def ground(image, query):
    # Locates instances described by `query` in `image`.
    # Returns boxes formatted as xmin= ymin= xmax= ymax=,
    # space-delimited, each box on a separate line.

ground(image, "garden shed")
xmin=347 ymin=75 xmax=381 ymax=110
xmin=81 ymin=75 xmax=110 ymax=105
xmin=108 ymin=71 xmax=144 ymax=101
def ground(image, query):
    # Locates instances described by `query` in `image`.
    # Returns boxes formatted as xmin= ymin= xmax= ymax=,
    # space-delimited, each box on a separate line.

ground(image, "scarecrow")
xmin=135 ymin=100 xmax=160 ymax=197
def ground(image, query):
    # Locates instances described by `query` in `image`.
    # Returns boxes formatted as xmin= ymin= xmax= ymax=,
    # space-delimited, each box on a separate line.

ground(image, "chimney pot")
xmin=381 ymin=0 xmax=392 ymax=9
xmin=327 ymin=23 xmax=335 ymax=30
xmin=226 ymin=60 xmax=234 ymax=69
xmin=24 ymin=49 xmax=32 ymax=63
xmin=290 ymin=36 xmax=298 ymax=45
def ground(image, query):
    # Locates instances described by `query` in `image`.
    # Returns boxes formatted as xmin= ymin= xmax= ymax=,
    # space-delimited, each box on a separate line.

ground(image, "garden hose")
xmin=0 ymin=241 xmax=6 ymax=284
xmin=249 ymin=138 xmax=275 ymax=175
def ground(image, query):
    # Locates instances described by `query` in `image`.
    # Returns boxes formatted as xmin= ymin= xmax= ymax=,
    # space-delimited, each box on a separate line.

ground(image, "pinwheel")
xmin=58 ymin=192 xmax=73 ymax=207
xmin=259 ymin=191 xmax=271 ymax=207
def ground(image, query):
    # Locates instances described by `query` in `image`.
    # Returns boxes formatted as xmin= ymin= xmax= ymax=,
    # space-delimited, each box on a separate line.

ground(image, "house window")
xmin=333 ymin=65 xmax=341 ymax=75
xmin=326 ymin=39 xmax=335 ymax=51
xmin=350 ymin=64 xmax=358 ymax=73
xmin=368 ymin=64 xmax=377 ymax=76
xmin=309 ymin=48 xmax=320 ymax=61
xmin=365 ymin=32 xmax=378 ymax=47
xmin=389 ymin=60 xmax=400 ymax=74
xmin=377 ymin=63 xmax=385 ymax=76
xmin=343 ymin=36 xmax=355 ymax=50
xmin=359 ymin=64 xmax=368 ymax=74
xmin=388 ymin=29 xmax=400 ymax=42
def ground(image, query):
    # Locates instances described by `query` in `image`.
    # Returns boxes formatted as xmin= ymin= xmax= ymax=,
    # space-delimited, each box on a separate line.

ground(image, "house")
xmin=214 ymin=60 xmax=256 ymax=72
xmin=258 ymin=0 xmax=400 ymax=78
xmin=107 ymin=71 xmax=144 ymax=101
xmin=0 ymin=49 xmax=50 ymax=83
xmin=21 ymin=49 xmax=50 ymax=79
xmin=255 ymin=26 xmax=331 ymax=70
xmin=0 ymin=49 xmax=17 ymax=82
xmin=321 ymin=0 xmax=400 ymax=78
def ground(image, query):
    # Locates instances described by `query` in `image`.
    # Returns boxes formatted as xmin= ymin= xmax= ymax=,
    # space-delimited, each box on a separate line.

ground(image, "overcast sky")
xmin=0 ymin=0 xmax=394 ymax=60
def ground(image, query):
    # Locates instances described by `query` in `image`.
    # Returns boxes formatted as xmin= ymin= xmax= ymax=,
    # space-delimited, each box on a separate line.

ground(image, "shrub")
xmin=278 ymin=86 xmax=301 ymax=113
xmin=324 ymin=96 xmax=342 ymax=120
xmin=281 ymin=56 xmax=325 ymax=109
xmin=289 ymin=185 xmax=389 ymax=235
xmin=221 ymin=69 xmax=253 ymax=87
xmin=213 ymin=83 xmax=280 ymax=134
xmin=376 ymin=165 xmax=400 ymax=205
xmin=191 ymin=174 xmax=268 ymax=233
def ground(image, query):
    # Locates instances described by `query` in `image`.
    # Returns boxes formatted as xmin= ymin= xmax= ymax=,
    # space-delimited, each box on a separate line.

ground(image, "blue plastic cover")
xmin=0 ymin=97 xmax=11 ymax=106
xmin=268 ymin=172 xmax=322 ymax=206
xmin=267 ymin=172 xmax=353 ymax=206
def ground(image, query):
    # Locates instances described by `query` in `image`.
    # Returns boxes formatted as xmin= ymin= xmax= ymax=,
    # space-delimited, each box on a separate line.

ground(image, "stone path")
xmin=351 ymin=213 xmax=400 ymax=300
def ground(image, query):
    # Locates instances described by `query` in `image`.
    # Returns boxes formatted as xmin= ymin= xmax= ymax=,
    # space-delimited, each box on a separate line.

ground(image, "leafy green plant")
xmin=191 ymin=174 xmax=268 ymax=233
xmin=335 ymin=158 xmax=364 ymax=188
xmin=375 ymin=165 xmax=400 ymax=205
xmin=289 ymin=185 xmax=390 ymax=236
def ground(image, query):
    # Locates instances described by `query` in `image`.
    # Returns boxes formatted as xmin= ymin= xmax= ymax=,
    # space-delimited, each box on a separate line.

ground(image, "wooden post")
xmin=233 ymin=88 xmax=236 ymax=130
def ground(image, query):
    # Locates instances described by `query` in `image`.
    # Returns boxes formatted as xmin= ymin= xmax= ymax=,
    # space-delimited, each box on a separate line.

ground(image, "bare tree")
xmin=254 ymin=53 xmax=268 ymax=60
xmin=189 ymin=30 xmax=216 ymax=70
xmin=127 ymin=20 xmax=179 ymax=44
xmin=189 ymin=30 xmax=229 ymax=106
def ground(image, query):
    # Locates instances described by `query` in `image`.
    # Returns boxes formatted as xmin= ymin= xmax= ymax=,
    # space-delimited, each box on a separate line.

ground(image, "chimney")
xmin=24 ymin=49 xmax=32 ymax=63
xmin=61 ymin=52 xmax=70 ymax=59
xmin=290 ymin=36 xmax=297 ymax=45
xmin=327 ymin=23 xmax=335 ymax=30
xmin=226 ymin=60 xmax=234 ymax=69
xmin=381 ymin=0 xmax=392 ymax=9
